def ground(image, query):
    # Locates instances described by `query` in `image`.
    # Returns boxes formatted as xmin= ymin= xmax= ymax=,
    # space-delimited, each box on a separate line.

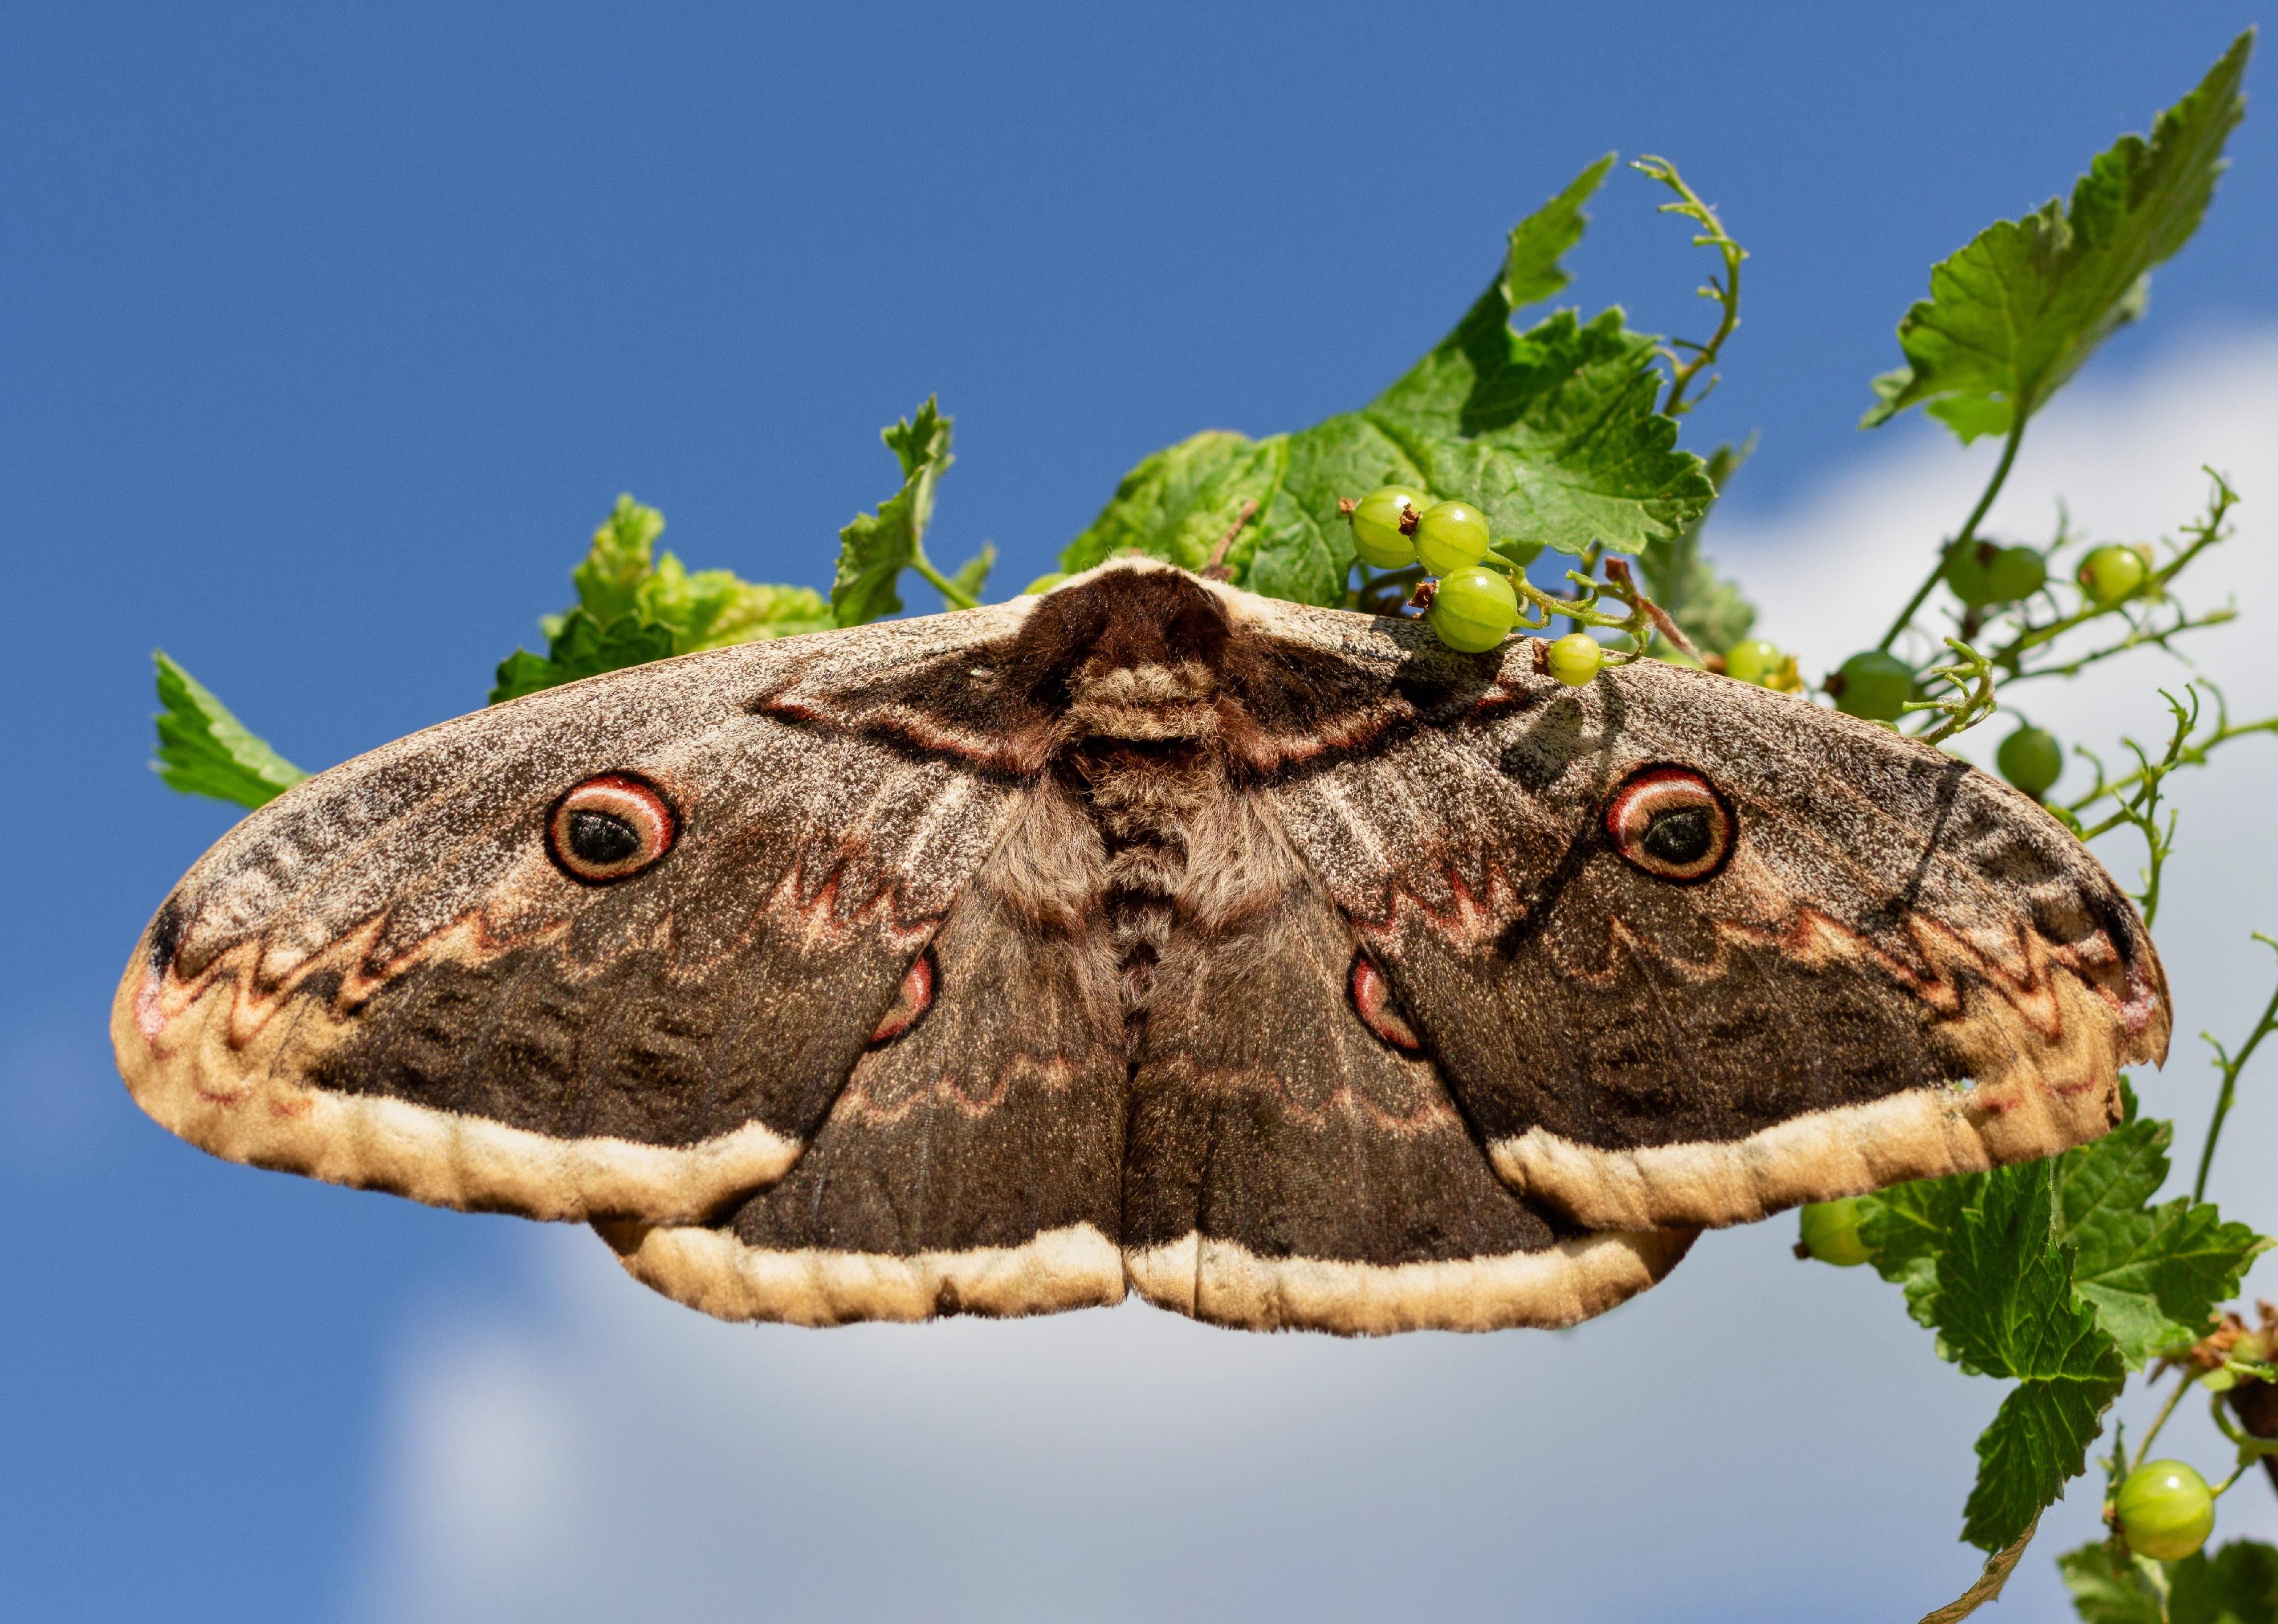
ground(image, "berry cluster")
xmin=1814 ymin=538 xmax=2158 ymax=801
xmin=1345 ymin=487 xmax=2161 ymax=758
xmin=1348 ymin=485 xmax=1606 ymax=684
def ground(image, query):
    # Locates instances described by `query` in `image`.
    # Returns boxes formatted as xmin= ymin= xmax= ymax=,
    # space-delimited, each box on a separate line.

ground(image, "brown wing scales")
xmin=116 ymin=561 xmax=2168 ymax=1334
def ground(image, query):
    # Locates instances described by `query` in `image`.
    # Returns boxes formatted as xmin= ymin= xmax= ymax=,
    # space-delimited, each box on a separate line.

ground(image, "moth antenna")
xmin=1201 ymin=497 xmax=1260 ymax=581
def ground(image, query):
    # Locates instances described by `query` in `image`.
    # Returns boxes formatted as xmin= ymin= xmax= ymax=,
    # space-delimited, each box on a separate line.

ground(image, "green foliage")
xmin=1861 ymin=1165 xmax=2123 ymax=1547
xmin=2062 ymin=1541 xmax=2170 ymax=1623
xmin=1857 ymin=1090 xmax=2265 ymax=1555
xmin=150 ymin=652 xmax=309 ymax=809
xmin=1865 ymin=32 xmax=2251 ymax=442
xmin=1945 ymin=1165 xmax=2128 ymax=1550
xmin=1061 ymin=158 xmax=1715 ymax=603
xmin=2064 ymin=1539 xmax=2278 ymax=1624
xmin=1498 ymin=152 xmax=1613 ymax=309
xmin=832 ymin=398 xmax=964 ymax=626
xmin=1062 ymin=430 xmax=1282 ymax=581
xmin=2174 ymin=1540 xmax=2278 ymax=1624
xmin=1636 ymin=439 xmax=1757 ymax=656
xmin=492 ymin=494 xmax=830 ymax=701
xmin=2057 ymin=1109 xmax=2271 ymax=1369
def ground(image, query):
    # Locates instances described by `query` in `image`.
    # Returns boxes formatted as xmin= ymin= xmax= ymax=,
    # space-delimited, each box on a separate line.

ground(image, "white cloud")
xmin=352 ymin=334 xmax=2278 ymax=1624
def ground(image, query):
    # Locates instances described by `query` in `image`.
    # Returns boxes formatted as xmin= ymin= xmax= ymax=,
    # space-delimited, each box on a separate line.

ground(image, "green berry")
xmin=1414 ymin=500 xmax=1492 ymax=576
xmin=1996 ymin=725 xmax=2063 ymax=799
xmin=2116 ymin=1460 xmax=2215 ymax=1560
xmin=1945 ymin=542 xmax=2045 ymax=607
xmin=1350 ymin=486 xmax=1429 ymax=569
xmin=1546 ymin=632 xmax=1603 ymax=687
xmin=1986 ymin=546 xmax=2047 ymax=602
xmin=2079 ymin=544 xmax=2150 ymax=605
xmin=1428 ymin=566 xmax=1518 ymax=654
xmin=1945 ymin=542 xmax=2003 ymax=608
xmin=1723 ymin=639 xmax=1784 ymax=687
xmin=1831 ymin=651 xmax=1914 ymax=723
xmin=1022 ymin=572 xmax=1068 ymax=596
xmin=1798 ymin=1198 xmax=1873 ymax=1267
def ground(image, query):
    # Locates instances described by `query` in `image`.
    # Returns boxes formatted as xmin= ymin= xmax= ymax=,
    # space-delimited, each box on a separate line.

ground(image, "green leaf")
xmin=490 ymin=610 xmax=675 ymax=703
xmin=637 ymin=554 xmax=833 ymax=650
xmin=1367 ymin=299 xmax=1711 ymax=560
xmin=1059 ymin=161 xmax=1714 ymax=601
xmin=832 ymin=398 xmax=955 ymax=627
xmin=1248 ymin=416 xmax=1403 ymax=605
xmin=1062 ymin=430 xmax=1287 ymax=577
xmin=151 ymin=651 xmax=311 ymax=809
xmin=491 ymin=493 xmax=829 ymax=702
xmin=1937 ymin=1163 xmax=2126 ymax=1550
xmin=1499 ymin=152 xmax=1614 ymax=309
xmin=1864 ymin=31 xmax=2252 ymax=440
xmin=2059 ymin=1541 xmax=2166 ymax=1624
xmin=2172 ymin=1539 xmax=2278 ymax=1624
xmin=2056 ymin=1106 xmax=2273 ymax=1368
xmin=1857 ymin=1167 xmax=1971 ymax=1341
xmin=947 ymin=543 xmax=997 ymax=605
xmin=572 ymin=495 xmax=667 ymax=623
xmin=1636 ymin=438 xmax=1759 ymax=656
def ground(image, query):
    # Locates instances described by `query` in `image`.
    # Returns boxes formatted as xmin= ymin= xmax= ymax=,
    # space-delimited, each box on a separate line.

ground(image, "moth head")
xmin=1604 ymin=765 xmax=1735 ymax=884
xmin=546 ymin=773 xmax=678 ymax=884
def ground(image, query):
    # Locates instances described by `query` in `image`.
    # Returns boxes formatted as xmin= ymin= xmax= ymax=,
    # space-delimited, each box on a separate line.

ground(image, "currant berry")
xmin=2115 ymin=1460 xmax=2215 ymax=1560
xmin=1546 ymin=632 xmax=1603 ymax=687
xmin=1945 ymin=542 xmax=2004 ymax=608
xmin=1798 ymin=1198 xmax=1873 ymax=1267
xmin=1350 ymin=486 xmax=1429 ymax=569
xmin=2079 ymin=545 xmax=2150 ymax=605
xmin=1414 ymin=500 xmax=1492 ymax=575
xmin=1428 ymin=566 xmax=1518 ymax=654
xmin=1830 ymin=651 xmax=1913 ymax=722
xmin=1723 ymin=639 xmax=1784 ymax=687
xmin=1996 ymin=725 xmax=2063 ymax=799
xmin=1944 ymin=541 xmax=2043 ymax=607
xmin=1986 ymin=546 xmax=2047 ymax=602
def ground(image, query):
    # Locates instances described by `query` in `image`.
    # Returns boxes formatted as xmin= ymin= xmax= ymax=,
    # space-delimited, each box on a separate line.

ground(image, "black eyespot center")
xmin=1641 ymin=805 xmax=1713 ymax=866
xmin=567 ymin=809 xmax=641 ymax=866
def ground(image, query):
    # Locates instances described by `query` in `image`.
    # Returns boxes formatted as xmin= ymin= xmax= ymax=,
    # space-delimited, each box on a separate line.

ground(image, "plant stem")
xmin=1917 ymin=1515 xmax=2040 ymax=1624
xmin=2193 ymin=936 xmax=2278 ymax=1201
xmin=910 ymin=550 xmax=979 ymax=610
xmin=2133 ymin=1369 xmax=2199 ymax=1464
xmin=1633 ymin=156 xmax=1744 ymax=419
xmin=2065 ymin=708 xmax=2277 ymax=822
xmin=1878 ymin=417 xmax=2027 ymax=653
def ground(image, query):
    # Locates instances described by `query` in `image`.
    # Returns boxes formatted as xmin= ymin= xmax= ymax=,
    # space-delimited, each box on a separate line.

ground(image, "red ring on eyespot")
xmin=1350 ymin=952 xmax=1422 ymax=1052
xmin=1604 ymin=765 xmax=1735 ymax=884
xmin=869 ymin=949 xmax=938 ymax=1047
xmin=545 ymin=773 xmax=678 ymax=885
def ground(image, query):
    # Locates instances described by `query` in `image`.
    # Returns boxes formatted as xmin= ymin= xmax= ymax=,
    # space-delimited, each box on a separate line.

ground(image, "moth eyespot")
xmin=869 ymin=949 xmax=938 ymax=1047
xmin=545 ymin=774 xmax=677 ymax=884
xmin=1349 ymin=952 xmax=1422 ymax=1052
xmin=1605 ymin=765 xmax=1735 ymax=884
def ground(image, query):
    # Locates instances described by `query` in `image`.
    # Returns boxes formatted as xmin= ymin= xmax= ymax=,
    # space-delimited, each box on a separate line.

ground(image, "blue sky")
xmin=5 ymin=5 xmax=2275 ymax=1620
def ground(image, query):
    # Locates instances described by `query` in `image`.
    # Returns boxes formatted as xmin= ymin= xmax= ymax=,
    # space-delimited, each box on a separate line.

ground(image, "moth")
xmin=113 ymin=560 xmax=2170 ymax=1335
